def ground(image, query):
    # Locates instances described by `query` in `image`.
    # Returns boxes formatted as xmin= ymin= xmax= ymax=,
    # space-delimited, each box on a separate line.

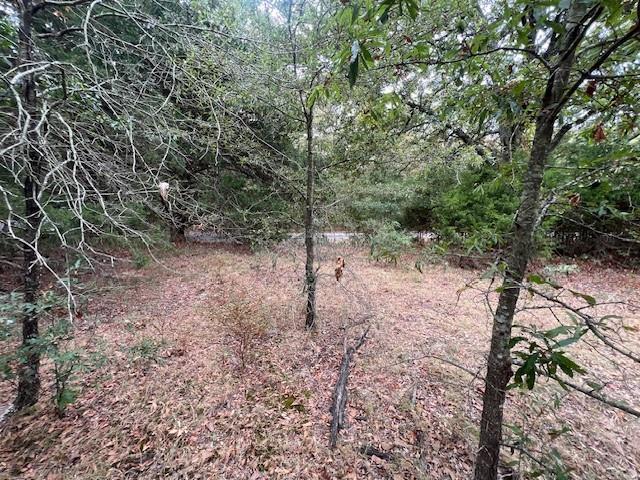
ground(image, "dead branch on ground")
xmin=329 ymin=325 xmax=370 ymax=448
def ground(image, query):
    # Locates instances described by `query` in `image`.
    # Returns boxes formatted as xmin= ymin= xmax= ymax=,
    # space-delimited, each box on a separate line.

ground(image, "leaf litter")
xmin=0 ymin=243 xmax=638 ymax=479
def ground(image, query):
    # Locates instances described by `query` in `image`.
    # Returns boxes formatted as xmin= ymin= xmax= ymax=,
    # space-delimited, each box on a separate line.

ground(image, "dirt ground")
xmin=1 ymin=243 xmax=639 ymax=479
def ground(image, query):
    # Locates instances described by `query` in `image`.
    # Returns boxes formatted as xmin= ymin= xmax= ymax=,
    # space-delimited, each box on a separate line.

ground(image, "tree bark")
xmin=474 ymin=3 xmax=591 ymax=478
xmin=473 ymin=116 xmax=554 ymax=479
xmin=15 ymin=0 xmax=43 ymax=410
xmin=304 ymin=109 xmax=316 ymax=329
xmin=160 ymin=197 xmax=187 ymax=244
xmin=329 ymin=327 xmax=369 ymax=447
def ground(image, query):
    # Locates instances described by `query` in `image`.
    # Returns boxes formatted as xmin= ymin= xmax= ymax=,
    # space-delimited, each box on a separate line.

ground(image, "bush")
xmin=131 ymin=249 xmax=150 ymax=269
xmin=219 ymin=298 xmax=269 ymax=370
xmin=334 ymin=159 xmax=521 ymax=255
xmin=368 ymin=221 xmax=412 ymax=264
xmin=543 ymin=142 xmax=640 ymax=257
xmin=1 ymin=289 xmax=99 ymax=416
xmin=430 ymin=163 xmax=520 ymax=253
xmin=127 ymin=337 xmax=165 ymax=362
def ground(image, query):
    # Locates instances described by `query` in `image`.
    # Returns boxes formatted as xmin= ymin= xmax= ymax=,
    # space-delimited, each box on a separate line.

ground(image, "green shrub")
xmin=131 ymin=249 xmax=150 ymax=269
xmin=368 ymin=221 xmax=412 ymax=264
xmin=431 ymin=163 xmax=520 ymax=253
xmin=1 ymin=289 xmax=99 ymax=416
xmin=127 ymin=337 xmax=165 ymax=362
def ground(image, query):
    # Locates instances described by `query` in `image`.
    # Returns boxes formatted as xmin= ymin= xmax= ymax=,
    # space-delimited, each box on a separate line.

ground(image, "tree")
xmin=1 ymin=0 xmax=225 ymax=409
xmin=473 ymin=3 xmax=640 ymax=477
xmin=12 ymin=0 xmax=42 ymax=410
xmin=237 ymin=0 xmax=343 ymax=328
xmin=285 ymin=0 xmax=321 ymax=329
xmin=340 ymin=0 xmax=640 ymax=476
xmin=282 ymin=0 xmax=347 ymax=329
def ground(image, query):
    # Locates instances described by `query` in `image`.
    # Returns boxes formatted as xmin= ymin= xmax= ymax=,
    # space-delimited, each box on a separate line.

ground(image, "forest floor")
xmin=1 ymin=243 xmax=639 ymax=479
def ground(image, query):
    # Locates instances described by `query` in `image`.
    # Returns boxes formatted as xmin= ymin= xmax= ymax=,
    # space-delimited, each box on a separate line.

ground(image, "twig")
xmin=512 ymin=359 xmax=640 ymax=417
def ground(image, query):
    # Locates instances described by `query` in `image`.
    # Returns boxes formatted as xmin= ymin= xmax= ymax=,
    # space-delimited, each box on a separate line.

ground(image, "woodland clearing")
xmin=1 ymin=244 xmax=638 ymax=480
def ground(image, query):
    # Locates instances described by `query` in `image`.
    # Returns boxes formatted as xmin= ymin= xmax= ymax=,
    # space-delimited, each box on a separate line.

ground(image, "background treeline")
xmin=330 ymin=130 xmax=640 ymax=259
xmin=1 ymin=1 xmax=638 ymax=263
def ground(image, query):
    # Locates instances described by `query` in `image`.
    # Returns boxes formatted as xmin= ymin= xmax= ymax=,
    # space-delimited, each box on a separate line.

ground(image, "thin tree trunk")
xmin=15 ymin=0 xmax=43 ymax=410
xmin=473 ymin=117 xmax=554 ymax=479
xmin=304 ymin=110 xmax=316 ymax=329
xmin=474 ymin=3 xmax=590 ymax=477
xmin=160 ymin=198 xmax=187 ymax=244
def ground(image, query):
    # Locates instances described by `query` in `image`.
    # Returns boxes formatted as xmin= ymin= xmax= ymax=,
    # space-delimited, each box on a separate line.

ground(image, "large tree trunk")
xmin=304 ymin=110 xmax=316 ymax=329
xmin=15 ymin=0 xmax=43 ymax=410
xmin=473 ymin=3 xmax=589 ymax=478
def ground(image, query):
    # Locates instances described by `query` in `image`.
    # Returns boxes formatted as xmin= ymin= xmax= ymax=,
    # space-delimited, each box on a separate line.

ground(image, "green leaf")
xmin=555 ymin=336 xmax=579 ymax=349
xmin=306 ymin=86 xmax=323 ymax=109
xmin=378 ymin=3 xmax=391 ymax=23
xmin=404 ymin=0 xmax=419 ymax=20
xmin=509 ymin=336 xmax=527 ymax=348
xmin=360 ymin=45 xmax=374 ymax=68
xmin=56 ymin=387 xmax=78 ymax=411
xmin=526 ymin=369 xmax=536 ymax=389
xmin=351 ymin=3 xmax=360 ymax=23
xmin=477 ymin=109 xmax=488 ymax=131
xmin=569 ymin=290 xmax=596 ymax=306
xmin=511 ymin=80 xmax=526 ymax=96
xmin=338 ymin=7 xmax=353 ymax=27
xmin=527 ymin=274 xmax=545 ymax=284
xmin=585 ymin=380 xmax=603 ymax=391
xmin=470 ymin=33 xmax=488 ymax=54
xmin=544 ymin=325 xmax=570 ymax=338
xmin=513 ymin=352 xmax=540 ymax=389
xmin=553 ymin=353 xmax=585 ymax=377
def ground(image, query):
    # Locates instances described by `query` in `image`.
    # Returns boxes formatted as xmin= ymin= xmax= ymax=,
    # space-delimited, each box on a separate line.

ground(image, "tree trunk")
xmin=304 ymin=110 xmax=316 ymax=329
xmin=473 ymin=117 xmax=554 ymax=479
xmin=15 ymin=0 xmax=43 ymax=410
xmin=474 ymin=3 xmax=589 ymax=477
xmin=159 ymin=190 xmax=187 ymax=244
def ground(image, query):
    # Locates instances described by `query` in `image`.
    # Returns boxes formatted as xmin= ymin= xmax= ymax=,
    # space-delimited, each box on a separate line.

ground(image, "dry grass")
xmin=0 ymin=244 xmax=639 ymax=479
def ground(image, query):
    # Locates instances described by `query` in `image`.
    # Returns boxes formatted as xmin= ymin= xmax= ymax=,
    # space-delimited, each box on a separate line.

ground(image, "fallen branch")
xmin=329 ymin=325 xmax=370 ymax=448
xmin=360 ymin=444 xmax=394 ymax=461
